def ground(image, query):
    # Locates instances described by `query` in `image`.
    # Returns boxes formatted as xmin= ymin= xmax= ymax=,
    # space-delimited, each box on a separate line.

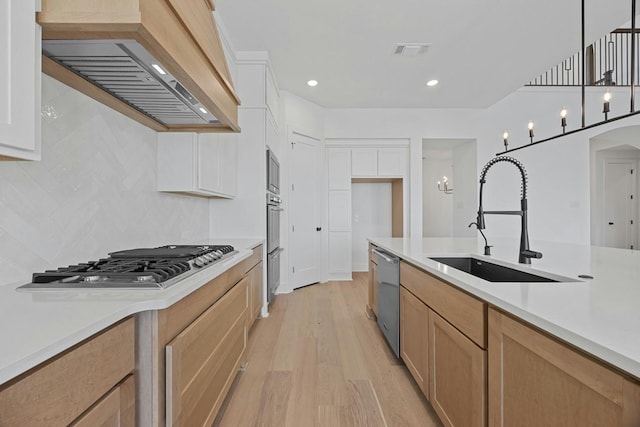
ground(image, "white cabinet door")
xmin=265 ymin=70 xmax=279 ymax=126
xmin=327 ymin=148 xmax=351 ymax=190
xmin=217 ymin=133 xmax=238 ymax=197
xmin=0 ymin=0 xmax=40 ymax=160
xmin=351 ymin=148 xmax=378 ymax=177
xmin=328 ymin=232 xmax=352 ymax=274
xmin=378 ymin=148 xmax=407 ymax=176
xmin=158 ymin=132 xmax=236 ymax=198
xmin=328 ymin=190 xmax=352 ymax=232
xmin=198 ymin=133 xmax=221 ymax=192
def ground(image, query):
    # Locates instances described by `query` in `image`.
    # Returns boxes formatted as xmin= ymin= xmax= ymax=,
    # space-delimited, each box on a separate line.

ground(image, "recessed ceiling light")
xmin=307 ymin=80 xmax=318 ymax=87
xmin=426 ymin=79 xmax=439 ymax=87
xmin=199 ymin=107 xmax=208 ymax=114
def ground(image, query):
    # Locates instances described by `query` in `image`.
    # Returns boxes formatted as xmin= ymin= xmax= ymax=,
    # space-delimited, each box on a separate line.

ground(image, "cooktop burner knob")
xmin=194 ymin=257 xmax=206 ymax=267
xmin=215 ymin=250 xmax=223 ymax=257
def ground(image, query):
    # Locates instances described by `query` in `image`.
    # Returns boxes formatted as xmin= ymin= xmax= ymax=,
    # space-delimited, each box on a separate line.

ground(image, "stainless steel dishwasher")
xmin=373 ymin=248 xmax=400 ymax=357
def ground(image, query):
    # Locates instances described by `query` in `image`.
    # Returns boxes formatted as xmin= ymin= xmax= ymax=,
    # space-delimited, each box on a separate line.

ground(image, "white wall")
xmin=0 ymin=76 xmax=210 ymax=287
xmin=590 ymin=139 xmax=640 ymax=247
xmin=351 ymin=182 xmax=392 ymax=271
xmin=452 ymin=141 xmax=478 ymax=236
xmin=422 ymin=155 xmax=453 ymax=237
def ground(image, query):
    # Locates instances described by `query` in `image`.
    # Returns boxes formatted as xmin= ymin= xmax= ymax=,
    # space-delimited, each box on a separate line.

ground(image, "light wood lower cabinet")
xmin=488 ymin=308 xmax=640 ymax=427
xmin=399 ymin=260 xmax=487 ymax=427
xmin=166 ymin=276 xmax=249 ymax=426
xmin=137 ymin=245 xmax=263 ymax=427
xmin=430 ymin=311 xmax=486 ymax=427
xmin=249 ymin=261 xmax=264 ymax=329
xmin=368 ymin=259 xmax=378 ymax=316
xmin=71 ymin=375 xmax=135 ymax=427
xmin=0 ymin=318 xmax=135 ymax=426
xmin=400 ymin=286 xmax=429 ymax=397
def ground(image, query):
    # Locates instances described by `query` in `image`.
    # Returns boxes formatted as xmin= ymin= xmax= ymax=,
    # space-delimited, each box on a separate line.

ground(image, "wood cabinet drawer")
xmin=0 ymin=318 xmax=134 ymax=426
xmin=166 ymin=276 xmax=249 ymax=426
xmin=70 ymin=375 xmax=135 ymax=427
xmin=400 ymin=261 xmax=486 ymax=348
xmin=161 ymin=272 xmax=231 ymax=342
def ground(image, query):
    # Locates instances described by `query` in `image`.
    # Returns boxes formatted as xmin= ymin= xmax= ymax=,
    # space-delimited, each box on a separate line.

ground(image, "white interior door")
xmin=603 ymin=160 xmax=636 ymax=249
xmin=289 ymin=132 xmax=321 ymax=288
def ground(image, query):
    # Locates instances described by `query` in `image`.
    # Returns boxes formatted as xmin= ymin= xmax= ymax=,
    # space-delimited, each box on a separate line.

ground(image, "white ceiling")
xmin=216 ymin=0 xmax=631 ymax=109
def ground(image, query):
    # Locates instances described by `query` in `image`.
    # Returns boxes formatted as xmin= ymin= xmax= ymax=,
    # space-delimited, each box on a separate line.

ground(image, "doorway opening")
xmin=590 ymin=126 xmax=640 ymax=249
xmin=422 ymin=139 xmax=477 ymax=237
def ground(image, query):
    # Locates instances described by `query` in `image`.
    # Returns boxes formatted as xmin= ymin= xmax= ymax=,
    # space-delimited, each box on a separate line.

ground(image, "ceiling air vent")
xmin=394 ymin=43 xmax=431 ymax=57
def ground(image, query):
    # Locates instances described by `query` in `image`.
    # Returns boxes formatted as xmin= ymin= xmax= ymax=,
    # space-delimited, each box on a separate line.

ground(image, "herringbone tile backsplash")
xmin=0 ymin=75 xmax=210 ymax=286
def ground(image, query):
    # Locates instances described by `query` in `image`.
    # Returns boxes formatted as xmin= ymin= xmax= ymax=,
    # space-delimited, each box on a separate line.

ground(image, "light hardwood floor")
xmin=213 ymin=273 xmax=442 ymax=427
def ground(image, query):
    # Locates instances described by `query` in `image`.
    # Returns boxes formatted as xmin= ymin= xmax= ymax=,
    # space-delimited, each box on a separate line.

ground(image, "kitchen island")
xmin=0 ymin=238 xmax=263 ymax=426
xmin=369 ymin=236 xmax=640 ymax=426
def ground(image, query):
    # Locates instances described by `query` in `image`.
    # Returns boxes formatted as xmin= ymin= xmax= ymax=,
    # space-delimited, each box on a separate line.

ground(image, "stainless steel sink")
xmin=429 ymin=257 xmax=558 ymax=283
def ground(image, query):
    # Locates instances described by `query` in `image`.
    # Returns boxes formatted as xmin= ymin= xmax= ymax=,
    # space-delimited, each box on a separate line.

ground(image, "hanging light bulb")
xmin=527 ymin=120 xmax=535 ymax=143
xmin=502 ymin=131 xmax=509 ymax=151
xmin=560 ymin=108 xmax=567 ymax=133
xmin=603 ymin=91 xmax=611 ymax=120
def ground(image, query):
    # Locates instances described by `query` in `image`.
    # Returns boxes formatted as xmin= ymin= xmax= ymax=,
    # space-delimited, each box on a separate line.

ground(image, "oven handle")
xmin=267 ymin=205 xmax=284 ymax=211
xmin=268 ymin=247 xmax=285 ymax=258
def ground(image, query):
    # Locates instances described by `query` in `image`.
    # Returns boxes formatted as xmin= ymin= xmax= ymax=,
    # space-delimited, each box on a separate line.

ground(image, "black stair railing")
xmin=527 ymin=29 xmax=640 ymax=87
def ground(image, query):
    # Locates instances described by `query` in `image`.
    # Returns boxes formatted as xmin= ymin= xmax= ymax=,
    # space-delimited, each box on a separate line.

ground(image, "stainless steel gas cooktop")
xmin=18 ymin=245 xmax=237 ymax=290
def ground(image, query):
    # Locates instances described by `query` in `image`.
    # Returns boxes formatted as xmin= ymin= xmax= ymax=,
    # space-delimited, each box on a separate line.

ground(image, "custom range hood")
xmin=37 ymin=0 xmax=240 ymax=132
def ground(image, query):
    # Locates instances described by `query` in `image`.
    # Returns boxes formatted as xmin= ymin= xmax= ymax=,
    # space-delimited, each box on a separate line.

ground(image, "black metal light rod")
xmin=496 ymin=109 xmax=640 ymax=156
xmin=581 ymin=0 xmax=586 ymax=128
xmin=631 ymin=0 xmax=636 ymax=112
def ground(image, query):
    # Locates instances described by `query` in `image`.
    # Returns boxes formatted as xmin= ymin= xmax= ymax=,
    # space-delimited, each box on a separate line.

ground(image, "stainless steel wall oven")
xmin=266 ymin=148 xmax=283 ymax=304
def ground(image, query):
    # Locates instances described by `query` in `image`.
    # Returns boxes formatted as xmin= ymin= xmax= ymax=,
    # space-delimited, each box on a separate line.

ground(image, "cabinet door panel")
xmin=328 ymin=190 xmax=352 ymax=231
xmin=430 ymin=311 xmax=486 ymax=427
xmin=70 ymin=375 xmax=135 ymax=427
xmin=0 ymin=0 xmax=40 ymax=160
xmin=400 ymin=286 xmax=429 ymax=398
xmin=328 ymin=148 xmax=351 ymax=190
xmin=368 ymin=259 xmax=378 ymax=315
xmin=166 ymin=277 xmax=249 ymax=426
xmin=488 ymin=309 xmax=640 ymax=427
xmin=351 ymin=148 xmax=378 ymax=176
xmin=328 ymin=232 xmax=352 ymax=274
xmin=198 ymin=133 xmax=221 ymax=192
xmin=378 ymin=148 xmax=406 ymax=176
xmin=217 ymin=133 xmax=238 ymax=196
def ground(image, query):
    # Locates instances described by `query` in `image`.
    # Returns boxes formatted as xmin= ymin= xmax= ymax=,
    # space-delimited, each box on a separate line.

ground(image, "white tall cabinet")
xmin=0 ymin=0 xmax=41 ymax=160
xmin=326 ymin=141 xmax=409 ymax=280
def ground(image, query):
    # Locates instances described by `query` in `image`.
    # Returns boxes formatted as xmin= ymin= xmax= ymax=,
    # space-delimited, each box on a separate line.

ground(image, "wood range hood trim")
xmin=37 ymin=0 xmax=240 ymax=133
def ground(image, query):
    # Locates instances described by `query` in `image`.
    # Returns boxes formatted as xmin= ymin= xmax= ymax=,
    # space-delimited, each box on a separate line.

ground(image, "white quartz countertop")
xmin=0 ymin=238 xmax=264 ymax=385
xmin=368 ymin=237 xmax=640 ymax=380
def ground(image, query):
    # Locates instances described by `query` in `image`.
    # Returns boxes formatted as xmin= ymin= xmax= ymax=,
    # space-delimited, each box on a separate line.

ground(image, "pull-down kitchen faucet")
xmin=476 ymin=156 xmax=542 ymax=264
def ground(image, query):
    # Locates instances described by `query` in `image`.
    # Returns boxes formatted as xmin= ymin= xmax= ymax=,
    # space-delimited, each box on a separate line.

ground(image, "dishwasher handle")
xmin=372 ymin=248 xmax=398 ymax=264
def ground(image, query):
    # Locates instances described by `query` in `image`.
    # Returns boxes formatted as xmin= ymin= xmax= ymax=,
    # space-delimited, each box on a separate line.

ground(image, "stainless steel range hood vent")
xmin=42 ymin=40 xmax=220 ymax=126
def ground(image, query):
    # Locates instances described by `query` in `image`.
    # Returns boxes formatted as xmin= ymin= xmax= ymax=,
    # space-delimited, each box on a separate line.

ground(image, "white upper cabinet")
xmin=0 ymin=0 xmax=41 ymax=160
xmin=328 ymin=148 xmax=352 ymax=190
xmin=351 ymin=148 xmax=378 ymax=176
xmin=265 ymin=70 xmax=280 ymax=127
xmin=351 ymin=147 xmax=407 ymax=177
xmin=378 ymin=147 xmax=407 ymax=176
xmin=157 ymin=132 xmax=237 ymax=198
